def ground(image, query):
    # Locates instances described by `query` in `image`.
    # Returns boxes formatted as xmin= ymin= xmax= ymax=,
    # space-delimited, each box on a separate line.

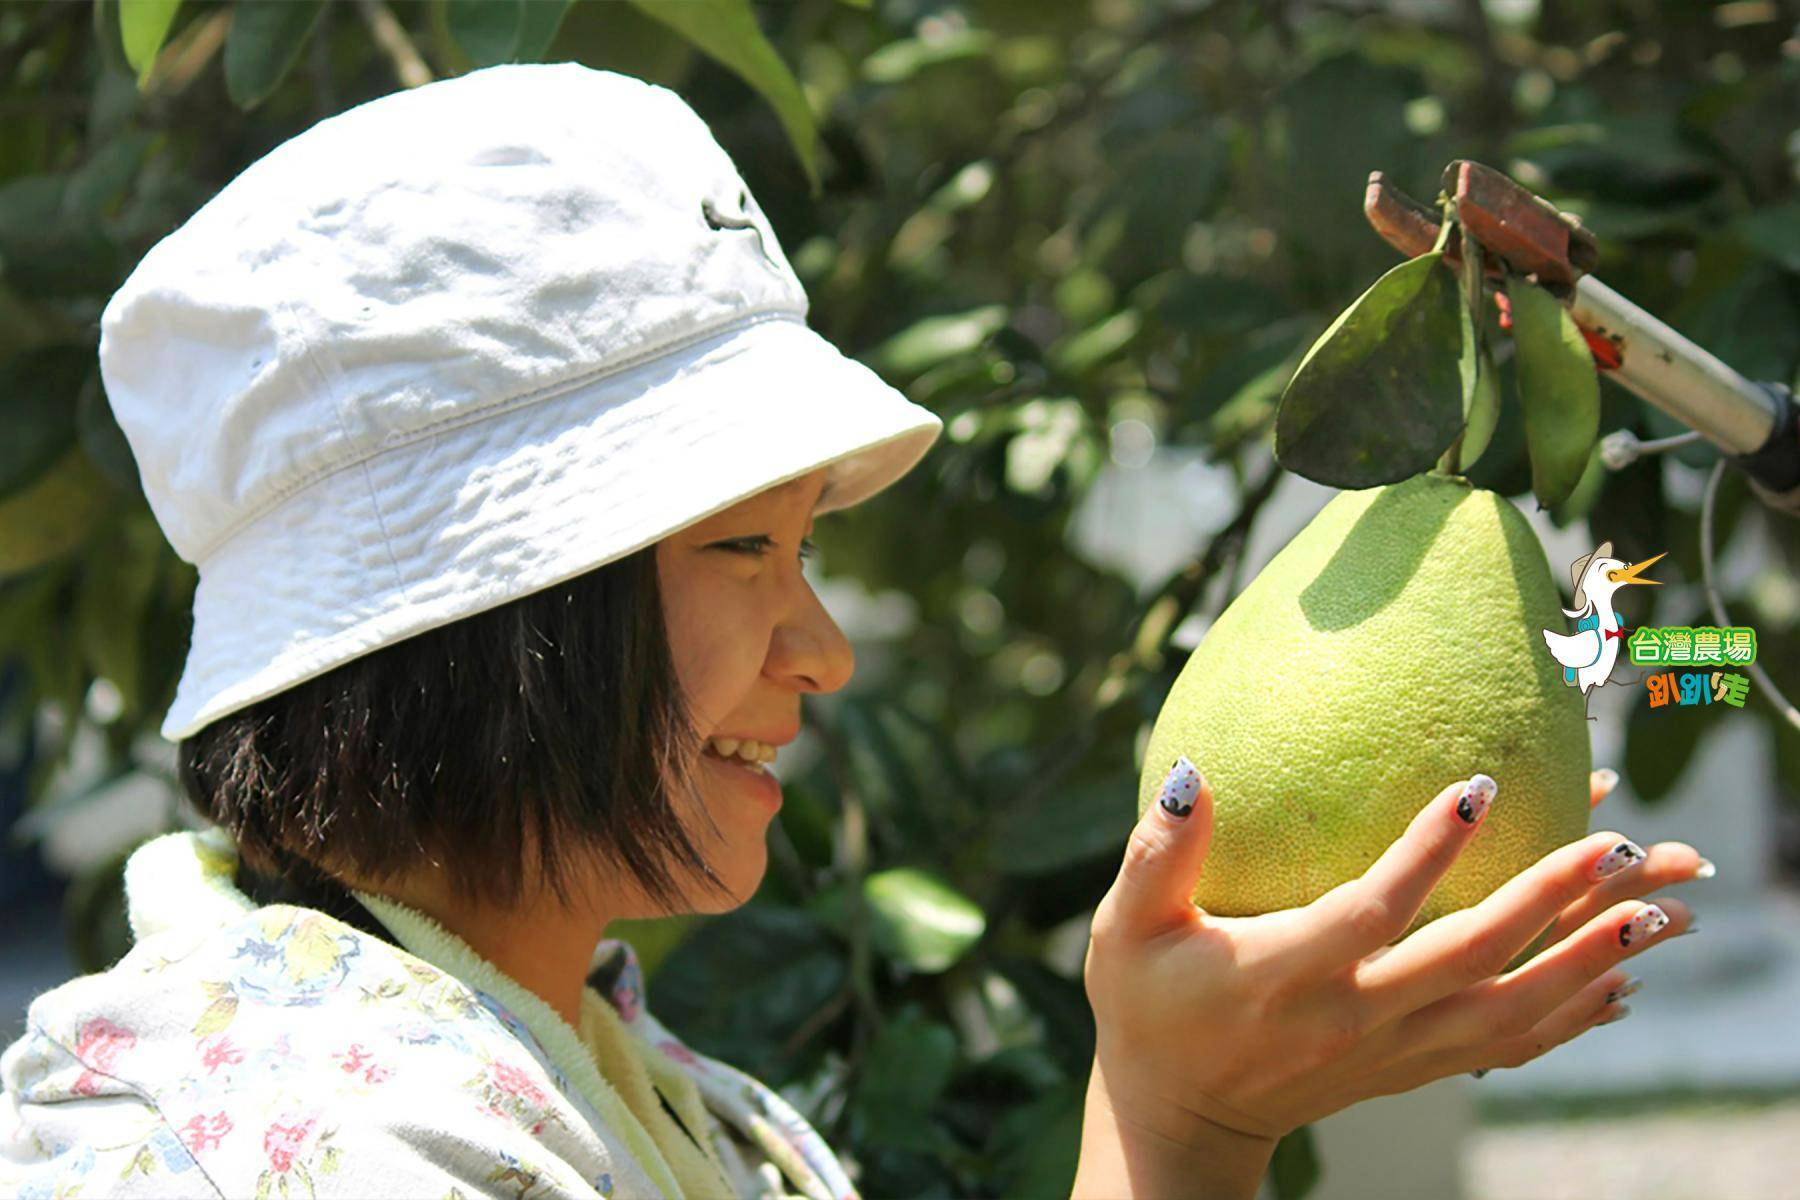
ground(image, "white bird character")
xmin=1541 ymin=540 xmax=1665 ymax=721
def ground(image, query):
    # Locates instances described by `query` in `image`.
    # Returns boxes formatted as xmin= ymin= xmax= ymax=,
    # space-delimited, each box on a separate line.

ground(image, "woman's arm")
xmin=1072 ymin=1051 xmax=1275 ymax=1200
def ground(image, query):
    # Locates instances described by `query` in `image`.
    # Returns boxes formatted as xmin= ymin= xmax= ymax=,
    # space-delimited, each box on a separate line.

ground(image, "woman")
xmin=0 ymin=64 xmax=1701 ymax=1199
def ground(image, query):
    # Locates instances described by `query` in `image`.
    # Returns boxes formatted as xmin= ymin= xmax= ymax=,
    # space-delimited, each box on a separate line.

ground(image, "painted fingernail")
xmin=1600 ymin=1003 xmax=1633 ymax=1025
xmin=1159 ymin=756 xmax=1203 ymax=819
xmin=1469 ymin=1068 xmax=1490 ymax=1079
xmin=1618 ymin=903 xmax=1670 ymax=947
xmin=1694 ymin=857 xmax=1717 ymax=879
xmin=1593 ymin=767 xmax=1619 ymax=797
xmin=1604 ymin=976 xmax=1643 ymax=1006
xmin=1591 ymin=839 xmax=1647 ymax=881
xmin=1456 ymin=774 xmax=1497 ymax=825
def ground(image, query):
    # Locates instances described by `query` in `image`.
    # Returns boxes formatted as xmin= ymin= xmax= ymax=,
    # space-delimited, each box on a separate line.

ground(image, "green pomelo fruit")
xmin=1138 ymin=472 xmax=1591 ymax=972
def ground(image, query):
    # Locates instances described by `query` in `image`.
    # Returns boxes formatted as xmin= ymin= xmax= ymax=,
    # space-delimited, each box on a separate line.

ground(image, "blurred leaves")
xmin=850 ymin=1005 xmax=961 ymax=1155
xmin=647 ymin=904 xmax=848 ymax=1084
xmin=627 ymin=0 xmax=821 ymax=193
xmin=222 ymin=0 xmax=327 ymax=109
xmin=445 ymin=0 xmax=576 ymax=67
xmin=869 ymin=305 xmax=1009 ymax=377
xmin=810 ymin=867 xmax=986 ymax=974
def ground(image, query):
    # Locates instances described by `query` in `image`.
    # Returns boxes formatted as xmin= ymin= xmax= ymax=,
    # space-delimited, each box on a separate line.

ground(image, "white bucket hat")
xmin=98 ymin=62 xmax=943 ymax=742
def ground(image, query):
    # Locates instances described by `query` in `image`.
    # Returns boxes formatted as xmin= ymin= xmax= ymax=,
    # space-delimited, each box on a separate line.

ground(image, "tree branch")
xmin=354 ymin=0 xmax=434 ymax=90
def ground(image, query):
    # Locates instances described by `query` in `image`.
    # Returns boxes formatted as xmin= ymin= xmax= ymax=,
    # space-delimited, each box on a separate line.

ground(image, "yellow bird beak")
xmin=1606 ymin=552 xmax=1666 ymax=586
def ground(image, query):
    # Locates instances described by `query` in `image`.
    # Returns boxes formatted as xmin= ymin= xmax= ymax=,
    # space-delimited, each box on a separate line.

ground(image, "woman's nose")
xmin=775 ymin=588 xmax=855 ymax=694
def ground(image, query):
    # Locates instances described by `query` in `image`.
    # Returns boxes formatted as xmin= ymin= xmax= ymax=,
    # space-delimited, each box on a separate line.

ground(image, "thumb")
xmin=1106 ymin=755 xmax=1215 ymax=936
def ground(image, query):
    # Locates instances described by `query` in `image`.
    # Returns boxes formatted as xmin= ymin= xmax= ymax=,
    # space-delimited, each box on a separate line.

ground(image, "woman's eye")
xmin=723 ymin=535 xmax=816 ymax=562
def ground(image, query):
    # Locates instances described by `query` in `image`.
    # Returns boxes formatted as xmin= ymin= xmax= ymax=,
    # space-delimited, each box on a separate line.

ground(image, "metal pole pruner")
xmin=1364 ymin=160 xmax=1800 ymax=519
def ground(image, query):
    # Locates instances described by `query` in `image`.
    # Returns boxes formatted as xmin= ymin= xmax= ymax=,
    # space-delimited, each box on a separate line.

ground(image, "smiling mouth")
xmin=702 ymin=747 xmax=771 ymax=776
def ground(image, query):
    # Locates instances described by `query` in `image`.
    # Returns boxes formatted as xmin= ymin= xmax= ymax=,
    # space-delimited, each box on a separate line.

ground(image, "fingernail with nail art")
xmin=1604 ymin=976 xmax=1643 ymax=1006
xmin=1591 ymin=839 xmax=1647 ymax=881
xmin=1159 ymin=756 xmax=1203 ymax=819
xmin=1618 ymin=903 xmax=1670 ymax=947
xmin=1456 ymin=774 xmax=1497 ymax=826
xmin=1593 ymin=767 xmax=1619 ymax=797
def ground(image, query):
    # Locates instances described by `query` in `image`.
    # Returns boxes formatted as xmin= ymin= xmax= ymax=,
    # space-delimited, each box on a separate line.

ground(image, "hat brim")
xmin=161 ymin=314 xmax=943 ymax=741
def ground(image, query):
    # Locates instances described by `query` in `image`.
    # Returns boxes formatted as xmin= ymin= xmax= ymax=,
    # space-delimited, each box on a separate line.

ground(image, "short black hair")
xmin=177 ymin=544 xmax=731 ymax=918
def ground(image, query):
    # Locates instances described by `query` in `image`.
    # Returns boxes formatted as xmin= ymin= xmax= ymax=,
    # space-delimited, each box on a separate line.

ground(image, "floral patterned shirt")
xmin=0 ymin=827 xmax=860 ymax=1199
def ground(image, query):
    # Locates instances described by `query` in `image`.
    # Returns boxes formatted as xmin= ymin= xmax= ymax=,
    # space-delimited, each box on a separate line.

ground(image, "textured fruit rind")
xmin=1138 ymin=474 xmax=1591 ymax=958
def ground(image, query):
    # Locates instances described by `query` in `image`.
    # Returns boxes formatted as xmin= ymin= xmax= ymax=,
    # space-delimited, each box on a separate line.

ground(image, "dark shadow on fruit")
xmin=1298 ymin=481 xmax=1456 ymax=630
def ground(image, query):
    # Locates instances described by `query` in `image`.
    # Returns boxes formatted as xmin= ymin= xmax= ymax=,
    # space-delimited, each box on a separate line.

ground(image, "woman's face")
xmin=653 ymin=467 xmax=854 ymax=910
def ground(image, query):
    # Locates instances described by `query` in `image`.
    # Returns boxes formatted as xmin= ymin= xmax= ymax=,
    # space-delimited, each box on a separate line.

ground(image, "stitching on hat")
xmin=273 ymin=289 xmax=411 ymax=596
xmin=187 ymin=307 xmax=809 ymax=564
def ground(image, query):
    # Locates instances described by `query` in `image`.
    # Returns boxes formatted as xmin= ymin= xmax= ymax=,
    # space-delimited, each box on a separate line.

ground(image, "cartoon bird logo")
xmin=1541 ymin=540 xmax=1666 ymax=721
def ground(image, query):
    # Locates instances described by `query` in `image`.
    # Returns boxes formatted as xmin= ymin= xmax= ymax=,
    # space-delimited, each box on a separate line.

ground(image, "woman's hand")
xmin=1074 ymin=761 xmax=1705 ymax=1197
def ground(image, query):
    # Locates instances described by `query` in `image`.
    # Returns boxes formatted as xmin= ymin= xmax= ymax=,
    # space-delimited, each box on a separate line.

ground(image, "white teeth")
xmin=706 ymin=736 xmax=775 ymax=765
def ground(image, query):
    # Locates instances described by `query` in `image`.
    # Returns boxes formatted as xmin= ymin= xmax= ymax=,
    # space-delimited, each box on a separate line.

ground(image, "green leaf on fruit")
xmin=1507 ymin=274 xmax=1600 ymax=510
xmin=1275 ymin=252 xmax=1472 ymax=489
xmin=1458 ymin=339 xmax=1501 ymax=472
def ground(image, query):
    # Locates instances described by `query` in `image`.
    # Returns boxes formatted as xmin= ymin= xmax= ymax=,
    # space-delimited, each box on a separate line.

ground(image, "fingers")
xmin=1275 ymin=775 xmax=1494 ymax=980
xmin=1538 ymin=840 xmax=1709 ymax=947
xmin=1093 ymin=756 xmax=1215 ymax=944
xmin=1351 ymin=830 xmax=1653 ymax=1025
xmin=1395 ymin=894 xmax=1692 ymax=1061
xmin=1466 ymin=970 xmax=1635 ymax=1076
xmin=1589 ymin=767 xmax=1619 ymax=810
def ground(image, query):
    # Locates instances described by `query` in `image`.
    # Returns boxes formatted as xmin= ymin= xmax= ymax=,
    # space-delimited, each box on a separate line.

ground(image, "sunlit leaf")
xmin=626 ymin=0 xmax=820 ymax=193
xmin=120 ymin=0 xmax=183 ymax=84
xmin=1005 ymin=398 xmax=1088 ymax=496
xmin=868 ymin=305 xmax=1008 ymax=376
xmin=862 ymin=29 xmax=995 ymax=84
xmin=1048 ymin=310 xmax=1140 ymax=375
xmin=864 ymin=867 xmax=985 ymax=973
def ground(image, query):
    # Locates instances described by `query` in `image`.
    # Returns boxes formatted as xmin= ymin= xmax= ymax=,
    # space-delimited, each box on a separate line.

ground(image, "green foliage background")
xmin=1 ymin=1 xmax=1796 ymax=1196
